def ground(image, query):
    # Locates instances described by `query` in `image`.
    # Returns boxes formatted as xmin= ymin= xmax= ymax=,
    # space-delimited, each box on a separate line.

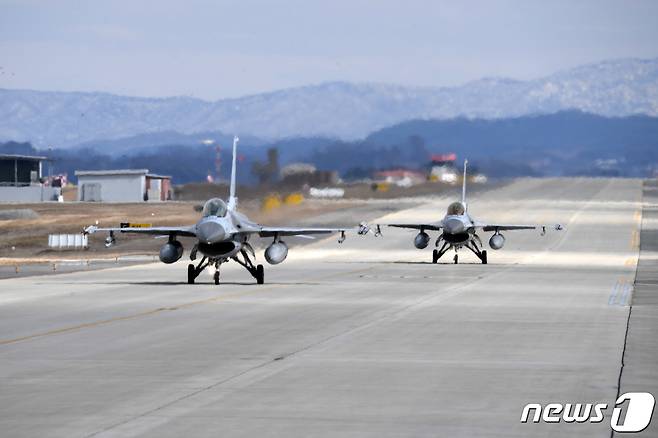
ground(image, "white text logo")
xmin=521 ymin=392 xmax=655 ymax=433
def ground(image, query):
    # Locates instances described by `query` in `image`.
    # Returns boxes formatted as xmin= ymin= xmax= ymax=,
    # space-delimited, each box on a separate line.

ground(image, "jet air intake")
xmin=443 ymin=217 xmax=465 ymax=234
xmin=159 ymin=241 xmax=184 ymax=264
xmin=414 ymin=232 xmax=430 ymax=249
xmin=265 ymin=241 xmax=288 ymax=265
xmin=489 ymin=233 xmax=505 ymax=250
xmin=196 ymin=220 xmax=226 ymax=244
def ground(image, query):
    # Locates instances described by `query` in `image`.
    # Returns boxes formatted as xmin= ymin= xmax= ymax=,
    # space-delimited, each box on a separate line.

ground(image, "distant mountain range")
xmin=1 ymin=58 xmax=657 ymax=148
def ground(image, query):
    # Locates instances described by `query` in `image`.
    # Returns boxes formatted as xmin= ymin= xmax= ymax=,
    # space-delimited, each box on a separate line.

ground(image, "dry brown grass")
xmin=0 ymin=199 xmax=360 ymax=259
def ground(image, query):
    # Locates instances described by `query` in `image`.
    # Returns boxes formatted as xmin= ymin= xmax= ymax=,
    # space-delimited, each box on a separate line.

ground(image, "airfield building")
xmin=0 ymin=154 xmax=60 ymax=202
xmin=279 ymin=162 xmax=338 ymax=187
xmin=429 ymin=153 xmax=458 ymax=184
xmin=75 ymin=169 xmax=172 ymax=202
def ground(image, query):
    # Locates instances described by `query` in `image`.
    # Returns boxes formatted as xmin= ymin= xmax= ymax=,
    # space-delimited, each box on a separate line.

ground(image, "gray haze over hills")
xmin=1 ymin=58 xmax=657 ymax=148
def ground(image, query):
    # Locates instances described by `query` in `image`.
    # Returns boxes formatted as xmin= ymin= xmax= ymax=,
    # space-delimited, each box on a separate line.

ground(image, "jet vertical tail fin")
xmin=462 ymin=159 xmax=468 ymax=210
xmin=227 ymin=135 xmax=239 ymax=211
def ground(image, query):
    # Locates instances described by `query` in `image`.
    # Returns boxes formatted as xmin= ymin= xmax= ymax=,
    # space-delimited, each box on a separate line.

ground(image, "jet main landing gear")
xmin=464 ymin=241 xmax=487 ymax=264
xmin=187 ymin=250 xmax=264 ymax=286
xmin=232 ymin=249 xmax=265 ymax=285
xmin=432 ymin=236 xmax=488 ymax=265
xmin=188 ymin=256 xmax=211 ymax=284
xmin=188 ymin=257 xmax=223 ymax=285
xmin=432 ymin=241 xmax=451 ymax=264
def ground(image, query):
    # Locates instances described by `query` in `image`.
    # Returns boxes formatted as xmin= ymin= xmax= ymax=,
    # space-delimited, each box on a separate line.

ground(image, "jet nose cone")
xmin=197 ymin=220 xmax=226 ymax=243
xmin=444 ymin=217 xmax=465 ymax=234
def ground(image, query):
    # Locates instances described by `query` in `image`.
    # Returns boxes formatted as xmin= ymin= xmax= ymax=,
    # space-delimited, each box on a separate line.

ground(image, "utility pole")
xmin=215 ymin=144 xmax=221 ymax=182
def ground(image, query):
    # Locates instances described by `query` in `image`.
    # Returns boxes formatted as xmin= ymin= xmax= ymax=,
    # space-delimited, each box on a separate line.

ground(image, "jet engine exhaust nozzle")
xmin=265 ymin=241 xmax=288 ymax=265
xmin=414 ymin=232 xmax=430 ymax=249
xmin=489 ymin=233 xmax=505 ymax=250
xmin=159 ymin=241 xmax=184 ymax=264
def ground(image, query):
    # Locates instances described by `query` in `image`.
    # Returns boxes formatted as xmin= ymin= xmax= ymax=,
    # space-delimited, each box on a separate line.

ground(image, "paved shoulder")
xmin=615 ymin=180 xmax=658 ymax=437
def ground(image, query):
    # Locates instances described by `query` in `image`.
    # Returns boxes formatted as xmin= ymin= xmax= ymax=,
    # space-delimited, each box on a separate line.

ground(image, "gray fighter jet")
xmin=368 ymin=160 xmax=562 ymax=264
xmin=85 ymin=136 xmax=348 ymax=285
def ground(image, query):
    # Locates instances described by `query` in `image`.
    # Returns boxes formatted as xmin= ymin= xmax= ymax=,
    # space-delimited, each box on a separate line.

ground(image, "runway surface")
xmin=0 ymin=178 xmax=650 ymax=437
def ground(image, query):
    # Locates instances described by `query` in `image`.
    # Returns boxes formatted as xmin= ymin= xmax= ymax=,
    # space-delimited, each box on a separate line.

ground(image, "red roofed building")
xmin=430 ymin=153 xmax=457 ymax=164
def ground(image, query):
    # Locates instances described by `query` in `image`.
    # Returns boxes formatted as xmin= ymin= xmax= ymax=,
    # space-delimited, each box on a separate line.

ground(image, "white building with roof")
xmin=75 ymin=169 xmax=172 ymax=202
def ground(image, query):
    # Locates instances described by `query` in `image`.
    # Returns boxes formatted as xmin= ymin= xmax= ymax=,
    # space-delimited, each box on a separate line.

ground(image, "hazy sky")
xmin=1 ymin=0 xmax=657 ymax=99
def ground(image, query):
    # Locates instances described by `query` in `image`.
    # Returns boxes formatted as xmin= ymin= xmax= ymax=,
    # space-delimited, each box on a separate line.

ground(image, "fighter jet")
xmin=367 ymin=160 xmax=562 ymax=264
xmin=85 ymin=136 xmax=348 ymax=285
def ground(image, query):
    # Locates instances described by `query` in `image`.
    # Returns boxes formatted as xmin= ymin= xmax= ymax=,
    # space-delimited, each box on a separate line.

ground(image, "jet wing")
xmin=479 ymin=224 xmax=537 ymax=231
xmin=474 ymin=223 xmax=563 ymax=232
xmin=85 ymin=225 xmax=197 ymax=237
xmin=387 ymin=223 xmax=443 ymax=231
xmin=258 ymin=227 xmax=345 ymax=238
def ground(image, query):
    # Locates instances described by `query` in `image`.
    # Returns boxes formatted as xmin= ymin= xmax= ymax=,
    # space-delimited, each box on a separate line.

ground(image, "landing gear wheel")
xmin=187 ymin=264 xmax=195 ymax=284
xmin=213 ymin=270 xmax=220 ymax=285
xmin=481 ymin=250 xmax=488 ymax=265
xmin=432 ymin=249 xmax=439 ymax=264
xmin=453 ymin=254 xmax=458 ymax=264
xmin=255 ymin=264 xmax=265 ymax=285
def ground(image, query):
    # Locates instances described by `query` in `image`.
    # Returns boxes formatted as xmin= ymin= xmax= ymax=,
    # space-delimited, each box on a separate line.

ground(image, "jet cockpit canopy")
xmin=202 ymin=198 xmax=228 ymax=217
xmin=446 ymin=201 xmax=465 ymax=216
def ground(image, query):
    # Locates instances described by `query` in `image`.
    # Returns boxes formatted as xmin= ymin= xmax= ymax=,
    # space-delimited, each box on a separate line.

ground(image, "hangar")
xmin=75 ymin=169 xmax=172 ymax=202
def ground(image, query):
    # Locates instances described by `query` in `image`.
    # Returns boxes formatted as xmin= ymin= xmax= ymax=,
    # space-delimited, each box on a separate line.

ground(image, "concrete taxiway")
xmin=0 ymin=178 xmax=652 ymax=437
